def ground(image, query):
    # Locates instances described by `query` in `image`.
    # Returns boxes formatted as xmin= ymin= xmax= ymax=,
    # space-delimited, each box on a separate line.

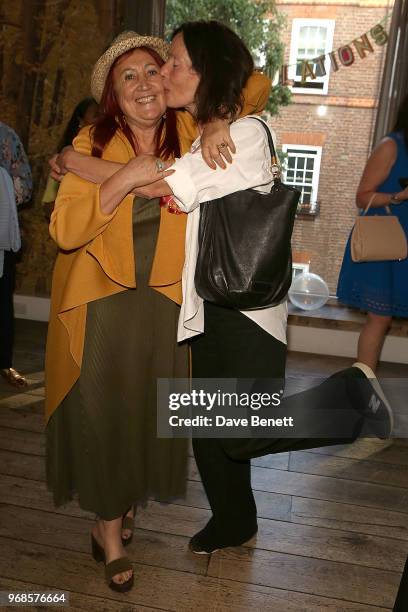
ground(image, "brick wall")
xmin=273 ymin=1 xmax=391 ymax=292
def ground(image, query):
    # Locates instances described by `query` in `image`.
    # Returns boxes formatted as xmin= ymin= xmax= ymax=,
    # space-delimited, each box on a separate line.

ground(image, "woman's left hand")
xmin=49 ymin=146 xmax=75 ymax=182
xmin=49 ymin=154 xmax=64 ymax=182
xmin=201 ymin=119 xmax=236 ymax=170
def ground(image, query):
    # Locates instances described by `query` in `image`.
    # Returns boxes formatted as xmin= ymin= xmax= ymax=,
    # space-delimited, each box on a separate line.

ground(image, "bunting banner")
xmin=277 ymin=14 xmax=391 ymax=87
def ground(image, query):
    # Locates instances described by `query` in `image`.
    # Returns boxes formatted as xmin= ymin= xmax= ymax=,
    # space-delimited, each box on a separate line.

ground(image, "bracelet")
xmin=390 ymin=193 xmax=400 ymax=204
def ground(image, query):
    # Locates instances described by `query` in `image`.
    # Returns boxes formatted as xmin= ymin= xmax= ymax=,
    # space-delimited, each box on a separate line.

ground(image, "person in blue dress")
xmin=337 ymin=95 xmax=408 ymax=371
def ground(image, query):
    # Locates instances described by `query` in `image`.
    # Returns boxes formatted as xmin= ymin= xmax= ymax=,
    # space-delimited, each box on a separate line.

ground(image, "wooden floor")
xmin=0 ymin=320 xmax=407 ymax=611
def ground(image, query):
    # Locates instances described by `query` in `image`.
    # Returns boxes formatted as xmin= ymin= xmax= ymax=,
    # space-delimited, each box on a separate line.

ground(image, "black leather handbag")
xmin=194 ymin=117 xmax=301 ymax=310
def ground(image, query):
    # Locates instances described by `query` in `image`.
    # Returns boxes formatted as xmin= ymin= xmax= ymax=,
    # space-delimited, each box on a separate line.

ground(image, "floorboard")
xmin=0 ymin=320 xmax=406 ymax=609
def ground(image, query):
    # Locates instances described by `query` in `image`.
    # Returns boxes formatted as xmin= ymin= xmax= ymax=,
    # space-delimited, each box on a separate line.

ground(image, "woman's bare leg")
xmin=92 ymin=518 xmax=133 ymax=585
xmin=357 ymin=312 xmax=392 ymax=371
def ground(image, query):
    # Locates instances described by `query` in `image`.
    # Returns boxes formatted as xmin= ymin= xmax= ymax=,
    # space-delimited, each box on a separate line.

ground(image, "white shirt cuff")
xmin=164 ymin=162 xmax=197 ymax=212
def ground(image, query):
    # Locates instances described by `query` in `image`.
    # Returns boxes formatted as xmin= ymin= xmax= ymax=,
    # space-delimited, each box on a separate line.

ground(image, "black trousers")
xmin=0 ymin=251 xmax=16 ymax=369
xmin=191 ymin=302 xmax=361 ymax=540
xmin=191 ymin=302 xmax=286 ymax=537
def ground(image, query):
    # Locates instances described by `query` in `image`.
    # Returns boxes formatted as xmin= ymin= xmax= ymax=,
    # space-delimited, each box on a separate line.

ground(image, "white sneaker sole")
xmin=352 ymin=362 xmax=394 ymax=436
xmin=190 ymin=548 xmax=220 ymax=555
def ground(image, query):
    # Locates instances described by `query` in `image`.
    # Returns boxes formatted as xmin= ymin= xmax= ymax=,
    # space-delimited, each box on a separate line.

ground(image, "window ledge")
xmin=288 ymin=298 xmax=408 ymax=337
xmin=296 ymin=201 xmax=320 ymax=218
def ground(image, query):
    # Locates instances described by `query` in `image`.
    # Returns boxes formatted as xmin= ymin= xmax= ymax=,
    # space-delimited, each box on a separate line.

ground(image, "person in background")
xmin=0 ymin=121 xmax=32 ymax=387
xmin=337 ymin=95 xmax=408 ymax=371
xmin=42 ymin=98 xmax=99 ymax=219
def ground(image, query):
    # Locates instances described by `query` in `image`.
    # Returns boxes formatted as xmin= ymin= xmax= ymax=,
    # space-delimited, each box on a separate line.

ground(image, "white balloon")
xmin=289 ymin=272 xmax=330 ymax=311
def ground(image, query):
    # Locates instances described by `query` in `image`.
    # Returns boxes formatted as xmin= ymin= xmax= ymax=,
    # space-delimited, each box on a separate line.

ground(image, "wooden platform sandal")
xmin=121 ymin=505 xmax=135 ymax=546
xmin=91 ymin=533 xmax=134 ymax=593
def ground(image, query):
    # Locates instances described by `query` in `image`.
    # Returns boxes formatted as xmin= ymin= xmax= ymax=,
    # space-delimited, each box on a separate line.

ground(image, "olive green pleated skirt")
xmin=46 ymin=198 xmax=189 ymax=520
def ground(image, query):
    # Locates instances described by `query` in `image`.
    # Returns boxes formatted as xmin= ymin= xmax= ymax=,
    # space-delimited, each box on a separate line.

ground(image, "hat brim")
xmin=91 ymin=33 xmax=169 ymax=103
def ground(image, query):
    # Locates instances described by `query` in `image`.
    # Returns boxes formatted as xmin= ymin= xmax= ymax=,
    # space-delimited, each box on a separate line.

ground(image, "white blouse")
xmin=164 ymin=115 xmax=288 ymax=345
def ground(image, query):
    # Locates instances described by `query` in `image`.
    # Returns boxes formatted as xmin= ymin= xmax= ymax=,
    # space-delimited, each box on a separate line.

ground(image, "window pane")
xmin=283 ymin=146 xmax=319 ymax=208
xmin=318 ymin=27 xmax=327 ymax=43
xmin=299 ymin=27 xmax=308 ymax=44
xmin=314 ymin=60 xmax=325 ymax=77
xmin=291 ymin=21 xmax=332 ymax=90
xmin=304 ymin=186 xmax=313 ymax=201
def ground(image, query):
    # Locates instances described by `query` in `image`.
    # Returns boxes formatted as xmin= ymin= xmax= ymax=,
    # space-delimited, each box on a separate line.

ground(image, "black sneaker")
xmin=189 ymin=522 xmax=258 ymax=555
xmin=346 ymin=362 xmax=394 ymax=439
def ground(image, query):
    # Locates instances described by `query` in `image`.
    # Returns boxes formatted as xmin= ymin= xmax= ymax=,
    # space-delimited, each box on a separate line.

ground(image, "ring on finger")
xmin=155 ymin=158 xmax=165 ymax=173
xmin=217 ymin=142 xmax=227 ymax=149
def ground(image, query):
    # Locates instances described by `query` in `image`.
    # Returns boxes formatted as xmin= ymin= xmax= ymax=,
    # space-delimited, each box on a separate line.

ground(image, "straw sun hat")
xmin=91 ymin=31 xmax=170 ymax=103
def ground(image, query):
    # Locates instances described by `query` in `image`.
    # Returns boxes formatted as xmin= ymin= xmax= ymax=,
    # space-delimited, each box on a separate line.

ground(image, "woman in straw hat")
xmin=45 ymin=30 xmax=270 ymax=592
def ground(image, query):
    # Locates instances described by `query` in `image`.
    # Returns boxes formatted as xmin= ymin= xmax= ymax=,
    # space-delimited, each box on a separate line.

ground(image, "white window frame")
xmin=282 ymin=144 xmax=322 ymax=211
xmin=292 ymin=262 xmax=310 ymax=281
xmin=288 ymin=18 xmax=335 ymax=95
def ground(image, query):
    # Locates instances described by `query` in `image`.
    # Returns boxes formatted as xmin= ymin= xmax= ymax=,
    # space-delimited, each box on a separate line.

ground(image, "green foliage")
xmin=165 ymin=0 xmax=291 ymax=116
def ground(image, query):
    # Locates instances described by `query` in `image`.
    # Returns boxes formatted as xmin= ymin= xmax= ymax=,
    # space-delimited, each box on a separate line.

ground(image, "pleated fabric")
xmin=46 ymin=198 xmax=189 ymax=519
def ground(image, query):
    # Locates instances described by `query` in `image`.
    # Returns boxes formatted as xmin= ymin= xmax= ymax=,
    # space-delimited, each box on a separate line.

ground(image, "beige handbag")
xmin=351 ymin=194 xmax=408 ymax=262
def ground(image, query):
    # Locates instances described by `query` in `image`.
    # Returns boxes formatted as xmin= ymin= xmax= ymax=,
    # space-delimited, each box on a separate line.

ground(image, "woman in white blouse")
xmin=133 ymin=20 xmax=393 ymax=556
xmin=159 ymin=22 xmax=286 ymax=552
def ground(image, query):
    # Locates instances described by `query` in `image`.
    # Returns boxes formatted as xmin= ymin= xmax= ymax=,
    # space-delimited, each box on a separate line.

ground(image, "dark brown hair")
xmin=172 ymin=21 xmax=254 ymax=124
xmin=91 ymin=46 xmax=180 ymax=159
xmin=58 ymin=97 xmax=98 ymax=150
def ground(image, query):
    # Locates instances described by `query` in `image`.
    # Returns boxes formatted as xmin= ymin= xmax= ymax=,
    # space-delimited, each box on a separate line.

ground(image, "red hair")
xmin=91 ymin=46 xmax=180 ymax=160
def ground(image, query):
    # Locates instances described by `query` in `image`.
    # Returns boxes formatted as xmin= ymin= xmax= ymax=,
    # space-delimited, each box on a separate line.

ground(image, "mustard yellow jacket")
xmin=45 ymin=73 xmax=271 ymax=422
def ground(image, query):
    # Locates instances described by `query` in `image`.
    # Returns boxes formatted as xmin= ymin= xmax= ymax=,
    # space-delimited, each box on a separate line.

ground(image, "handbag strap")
xmin=363 ymin=192 xmax=391 ymax=215
xmin=250 ymin=116 xmax=281 ymax=180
